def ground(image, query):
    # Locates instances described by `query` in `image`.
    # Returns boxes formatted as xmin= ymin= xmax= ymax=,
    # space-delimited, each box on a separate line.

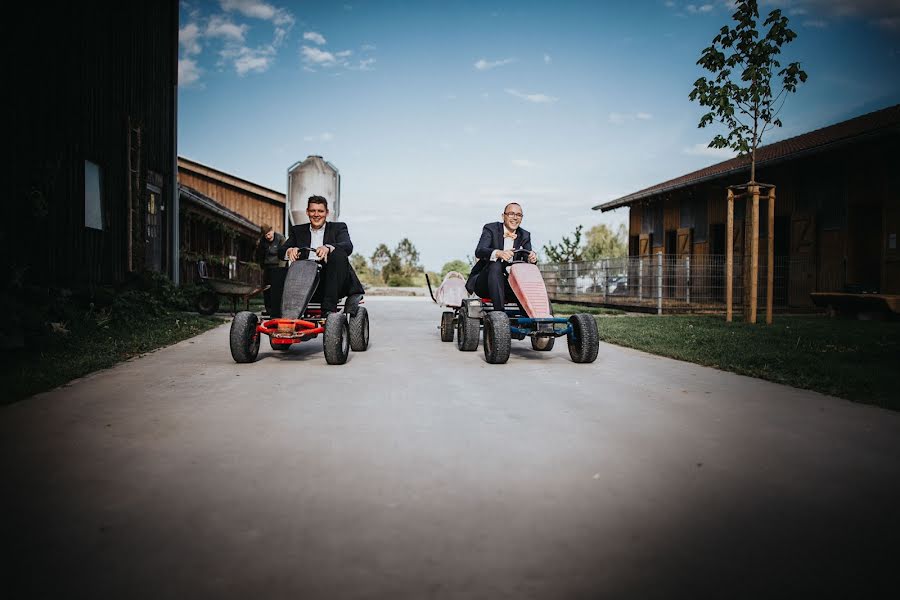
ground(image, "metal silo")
xmin=285 ymin=156 xmax=341 ymax=231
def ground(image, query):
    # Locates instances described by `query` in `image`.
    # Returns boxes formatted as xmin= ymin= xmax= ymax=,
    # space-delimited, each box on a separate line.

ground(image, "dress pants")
xmin=311 ymin=247 xmax=351 ymax=313
xmin=473 ymin=260 xmax=518 ymax=310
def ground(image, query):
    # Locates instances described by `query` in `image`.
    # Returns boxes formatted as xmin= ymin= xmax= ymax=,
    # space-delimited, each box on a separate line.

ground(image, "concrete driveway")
xmin=2 ymin=297 xmax=899 ymax=599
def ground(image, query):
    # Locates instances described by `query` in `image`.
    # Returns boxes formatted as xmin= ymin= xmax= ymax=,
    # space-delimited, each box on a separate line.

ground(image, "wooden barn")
xmin=593 ymin=105 xmax=900 ymax=312
xmin=177 ymin=157 xmax=286 ymax=284
xmin=7 ymin=2 xmax=179 ymax=288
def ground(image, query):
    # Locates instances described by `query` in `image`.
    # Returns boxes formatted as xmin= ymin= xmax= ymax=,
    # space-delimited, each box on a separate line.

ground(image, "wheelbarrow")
xmin=195 ymin=260 xmax=269 ymax=315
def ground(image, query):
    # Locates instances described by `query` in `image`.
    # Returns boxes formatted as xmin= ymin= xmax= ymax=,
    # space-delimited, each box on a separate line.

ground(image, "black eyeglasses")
xmin=504 ymin=212 xmax=523 ymax=218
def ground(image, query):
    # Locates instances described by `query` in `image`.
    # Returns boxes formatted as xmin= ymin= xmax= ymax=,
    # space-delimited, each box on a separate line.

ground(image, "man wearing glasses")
xmin=465 ymin=202 xmax=538 ymax=310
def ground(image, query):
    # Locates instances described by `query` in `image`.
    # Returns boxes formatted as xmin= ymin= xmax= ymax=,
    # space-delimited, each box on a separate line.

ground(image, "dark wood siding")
xmin=9 ymin=2 xmax=178 ymax=287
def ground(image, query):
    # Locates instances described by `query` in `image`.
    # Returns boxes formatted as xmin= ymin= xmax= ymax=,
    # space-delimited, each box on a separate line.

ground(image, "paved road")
xmin=3 ymin=298 xmax=899 ymax=599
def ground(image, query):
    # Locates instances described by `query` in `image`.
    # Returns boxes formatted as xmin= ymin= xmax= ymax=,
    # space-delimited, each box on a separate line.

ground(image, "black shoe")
xmin=344 ymin=293 xmax=363 ymax=316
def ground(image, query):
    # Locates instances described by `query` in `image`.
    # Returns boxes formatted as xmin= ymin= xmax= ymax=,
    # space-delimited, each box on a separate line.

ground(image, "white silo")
xmin=285 ymin=156 xmax=341 ymax=231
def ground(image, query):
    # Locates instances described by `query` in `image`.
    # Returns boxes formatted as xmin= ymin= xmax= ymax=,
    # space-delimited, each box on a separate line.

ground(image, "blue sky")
xmin=178 ymin=0 xmax=900 ymax=270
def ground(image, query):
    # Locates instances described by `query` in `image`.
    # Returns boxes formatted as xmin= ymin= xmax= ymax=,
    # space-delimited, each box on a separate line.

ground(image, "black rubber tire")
xmin=196 ymin=290 xmax=220 ymax=315
xmin=456 ymin=308 xmax=479 ymax=351
xmin=269 ymin=337 xmax=291 ymax=352
xmin=323 ymin=312 xmax=350 ymax=365
xmin=483 ymin=311 xmax=511 ymax=364
xmin=349 ymin=306 xmax=369 ymax=351
xmin=531 ymin=335 xmax=555 ymax=351
xmin=230 ymin=311 xmax=260 ymax=363
xmin=567 ymin=313 xmax=600 ymax=364
xmin=440 ymin=311 xmax=455 ymax=342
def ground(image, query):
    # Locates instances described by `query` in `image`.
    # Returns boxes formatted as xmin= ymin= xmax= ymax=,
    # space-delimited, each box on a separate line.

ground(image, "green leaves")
xmin=688 ymin=0 xmax=807 ymax=174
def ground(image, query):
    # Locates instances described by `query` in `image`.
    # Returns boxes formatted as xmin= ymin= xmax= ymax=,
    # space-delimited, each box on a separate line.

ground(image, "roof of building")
xmin=178 ymin=156 xmax=285 ymax=204
xmin=179 ymin=183 xmax=261 ymax=235
xmin=594 ymin=104 xmax=900 ymax=212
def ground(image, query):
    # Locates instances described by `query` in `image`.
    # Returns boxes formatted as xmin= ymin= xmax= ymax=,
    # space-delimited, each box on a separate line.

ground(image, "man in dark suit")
xmin=280 ymin=195 xmax=364 ymax=316
xmin=466 ymin=202 xmax=538 ymax=309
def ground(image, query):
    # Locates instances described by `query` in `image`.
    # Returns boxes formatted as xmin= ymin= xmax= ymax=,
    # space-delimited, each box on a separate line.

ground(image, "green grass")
xmin=586 ymin=314 xmax=900 ymax=409
xmin=552 ymin=303 xmax=626 ymax=316
xmin=1 ymin=310 xmax=223 ymax=404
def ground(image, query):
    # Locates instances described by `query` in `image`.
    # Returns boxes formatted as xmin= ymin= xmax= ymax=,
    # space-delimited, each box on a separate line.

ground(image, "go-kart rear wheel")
xmin=349 ymin=306 xmax=369 ymax=351
xmin=456 ymin=308 xmax=479 ymax=351
xmin=440 ymin=310 xmax=454 ymax=342
xmin=196 ymin=290 xmax=220 ymax=315
xmin=323 ymin=312 xmax=350 ymax=365
xmin=567 ymin=313 xmax=599 ymax=364
xmin=531 ymin=335 xmax=555 ymax=351
xmin=269 ymin=337 xmax=291 ymax=352
xmin=230 ymin=311 xmax=260 ymax=363
xmin=483 ymin=311 xmax=511 ymax=364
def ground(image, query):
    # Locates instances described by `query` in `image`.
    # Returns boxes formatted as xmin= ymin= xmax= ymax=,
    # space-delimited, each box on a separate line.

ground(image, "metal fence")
xmin=540 ymin=254 xmax=820 ymax=314
xmin=179 ymin=257 xmax=262 ymax=287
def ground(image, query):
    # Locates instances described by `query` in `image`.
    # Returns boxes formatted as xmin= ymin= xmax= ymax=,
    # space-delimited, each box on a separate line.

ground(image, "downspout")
xmin=170 ymin=2 xmax=180 ymax=284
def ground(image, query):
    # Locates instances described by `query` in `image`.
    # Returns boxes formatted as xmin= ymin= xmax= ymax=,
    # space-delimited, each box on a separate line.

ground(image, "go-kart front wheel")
xmin=230 ymin=311 xmax=260 ymax=363
xmin=323 ymin=312 xmax=350 ymax=365
xmin=269 ymin=337 xmax=291 ymax=352
xmin=456 ymin=308 xmax=479 ymax=351
xmin=483 ymin=311 xmax=511 ymax=364
xmin=440 ymin=310 xmax=455 ymax=342
xmin=531 ymin=336 xmax=555 ymax=351
xmin=349 ymin=306 xmax=369 ymax=351
xmin=567 ymin=314 xmax=599 ymax=363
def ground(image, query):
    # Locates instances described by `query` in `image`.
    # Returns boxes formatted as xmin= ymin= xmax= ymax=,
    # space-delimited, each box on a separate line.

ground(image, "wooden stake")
xmin=767 ymin=187 xmax=775 ymax=325
xmin=726 ymin=189 xmax=734 ymax=323
xmin=750 ymin=185 xmax=760 ymax=325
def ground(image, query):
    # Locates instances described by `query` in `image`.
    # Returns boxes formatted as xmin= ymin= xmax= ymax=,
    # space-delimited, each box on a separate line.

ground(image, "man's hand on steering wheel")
xmin=498 ymin=249 xmax=514 ymax=262
xmin=286 ymin=247 xmax=300 ymax=262
xmin=528 ymin=250 xmax=537 ymax=264
xmin=315 ymin=245 xmax=331 ymax=260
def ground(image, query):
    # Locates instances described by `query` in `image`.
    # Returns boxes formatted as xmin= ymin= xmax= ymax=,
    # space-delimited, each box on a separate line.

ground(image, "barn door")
xmin=677 ymin=227 xmax=692 ymax=300
xmin=145 ymin=183 xmax=162 ymax=272
xmin=790 ymin=216 xmax=816 ymax=306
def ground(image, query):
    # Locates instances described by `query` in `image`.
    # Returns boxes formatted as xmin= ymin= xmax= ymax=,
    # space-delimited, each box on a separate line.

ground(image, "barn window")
xmin=84 ymin=160 xmax=103 ymax=230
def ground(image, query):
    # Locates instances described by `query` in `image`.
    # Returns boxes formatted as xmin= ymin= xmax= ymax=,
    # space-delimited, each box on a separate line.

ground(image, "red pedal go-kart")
xmin=428 ymin=249 xmax=599 ymax=364
xmin=230 ymin=248 xmax=368 ymax=364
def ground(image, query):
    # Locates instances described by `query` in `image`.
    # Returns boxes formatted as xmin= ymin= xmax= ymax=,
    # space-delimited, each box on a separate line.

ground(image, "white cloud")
xmin=356 ymin=57 xmax=376 ymax=71
xmin=336 ymin=50 xmax=353 ymax=58
xmin=178 ymin=58 xmax=202 ymax=86
xmin=665 ymin=1 xmax=676 ymax=7
xmin=511 ymin=159 xmax=537 ymax=168
xmin=543 ymin=53 xmax=552 ymax=64
xmin=303 ymin=31 xmax=327 ymax=45
xmin=301 ymin=45 xmax=339 ymax=66
xmin=361 ymin=44 xmax=377 ymax=51
xmin=608 ymin=112 xmax=653 ymax=124
xmin=206 ymin=15 xmax=247 ymax=42
xmin=179 ymin=23 xmax=202 ymax=56
xmin=220 ymin=45 xmax=276 ymax=75
xmin=683 ymin=143 xmax=736 ymax=158
xmin=220 ymin=0 xmax=293 ymax=26
xmin=505 ymin=88 xmax=559 ymax=103
xmin=803 ymin=19 xmax=829 ymax=27
xmin=686 ymin=4 xmax=714 ymax=14
xmin=303 ymin=132 xmax=334 ymax=142
xmin=474 ymin=57 xmax=515 ymax=70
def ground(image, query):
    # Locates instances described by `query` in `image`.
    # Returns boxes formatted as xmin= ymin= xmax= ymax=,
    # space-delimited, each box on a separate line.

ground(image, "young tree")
xmin=370 ymin=244 xmax=392 ymax=275
xmin=350 ymin=254 xmax=369 ymax=276
xmin=584 ymin=223 xmax=628 ymax=260
xmin=689 ymin=0 xmax=807 ymax=183
xmin=441 ymin=259 xmax=471 ymax=279
xmin=394 ymin=238 xmax=421 ymax=277
xmin=543 ymin=225 xmax=584 ymax=263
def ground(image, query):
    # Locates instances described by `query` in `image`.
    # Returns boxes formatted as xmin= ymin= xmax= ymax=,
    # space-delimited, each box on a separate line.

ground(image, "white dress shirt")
xmin=490 ymin=229 xmax=516 ymax=261
xmin=308 ymin=225 xmax=326 ymax=261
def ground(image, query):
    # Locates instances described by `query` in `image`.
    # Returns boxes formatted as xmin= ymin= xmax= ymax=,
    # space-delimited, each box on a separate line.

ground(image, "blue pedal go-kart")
xmin=428 ymin=249 xmax=599 ymax=364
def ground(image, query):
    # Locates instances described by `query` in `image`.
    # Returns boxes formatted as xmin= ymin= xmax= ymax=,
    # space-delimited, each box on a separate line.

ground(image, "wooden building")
xmin=594 ymin=105 xmax=900 ymax=309
xmin=8 ymin=2 xmax=179 ymax=287
xmin=177 ymin=157 xmax=287 ymax=284
xmin=178 ymin=185 xmax=263 ymax=285
xmin=177 ymin=158 xmax=286 ymax=234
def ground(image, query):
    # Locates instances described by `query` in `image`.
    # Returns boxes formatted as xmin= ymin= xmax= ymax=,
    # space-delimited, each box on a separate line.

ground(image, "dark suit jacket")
xmin=279 ymin=222 xmax=364 ymax=296
xmin=465 ymin=222 xmax=532 ymax=293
